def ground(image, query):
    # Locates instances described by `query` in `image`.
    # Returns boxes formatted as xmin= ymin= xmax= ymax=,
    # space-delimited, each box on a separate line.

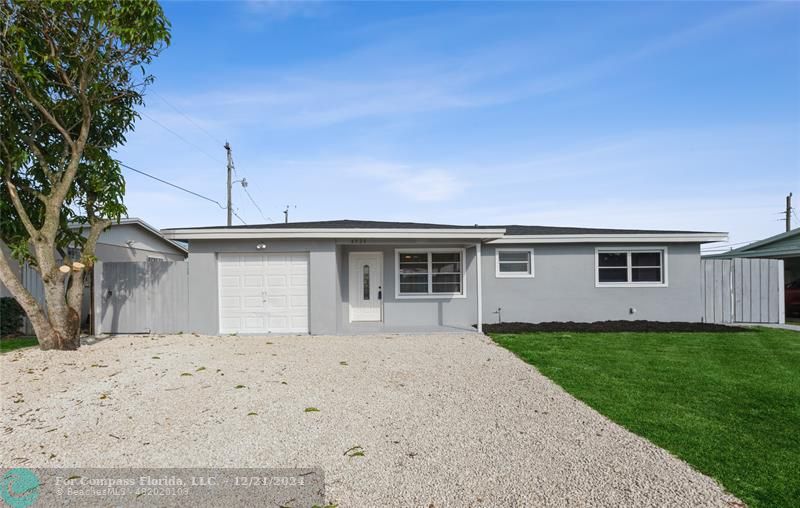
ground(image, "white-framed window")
xmin=395 ymin=248 xmax=466 ymax=298
xmin=495 ymin=248 xmax=534 ymax=278
xmin=595 ymin=247 xmax=668 ymax=287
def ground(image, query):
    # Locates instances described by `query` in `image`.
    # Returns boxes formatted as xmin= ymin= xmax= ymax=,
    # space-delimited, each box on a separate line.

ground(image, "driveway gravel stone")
xmin=0 ymin=333 xmax=740 ymax=507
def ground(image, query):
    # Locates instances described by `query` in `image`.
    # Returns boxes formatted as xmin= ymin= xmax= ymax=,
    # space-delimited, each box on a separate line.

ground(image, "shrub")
xmin=0 ymin=297 xmax=25 ymax=337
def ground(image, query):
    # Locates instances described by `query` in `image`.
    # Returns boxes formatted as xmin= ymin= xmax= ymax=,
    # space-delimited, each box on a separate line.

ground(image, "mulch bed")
xmin=482 ymin=320 xmax=749 ymax=333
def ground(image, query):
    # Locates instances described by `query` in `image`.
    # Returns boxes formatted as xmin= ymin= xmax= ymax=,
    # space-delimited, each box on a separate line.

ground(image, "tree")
xmin=0 ymin=0 xmax=170 ymax=350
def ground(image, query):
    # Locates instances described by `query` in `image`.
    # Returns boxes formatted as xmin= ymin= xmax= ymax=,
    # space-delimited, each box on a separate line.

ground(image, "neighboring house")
xmin=161 ymin=220 xmax=727 ymax=334
xmin=704 ymin=227 xmax=800 ymax=284
xmin=80 ymin=217 xmax=188 ymax=262
xmin=704 ymin=227 xmax=800 ymax=318
xmin=1 ymin=218 xmax=187 ymax=332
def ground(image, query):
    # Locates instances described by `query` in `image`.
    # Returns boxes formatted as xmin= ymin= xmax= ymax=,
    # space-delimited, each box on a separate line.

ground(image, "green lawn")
xmin=0 ymin=336 xmax=39 ymax=353
xmin=490 ymin=327 xmax=800 ymax=508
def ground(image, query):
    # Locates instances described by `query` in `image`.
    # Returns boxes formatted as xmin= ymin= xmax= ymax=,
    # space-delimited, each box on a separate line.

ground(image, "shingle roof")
xmin=168 ymin=219 xmax=717 ymax=235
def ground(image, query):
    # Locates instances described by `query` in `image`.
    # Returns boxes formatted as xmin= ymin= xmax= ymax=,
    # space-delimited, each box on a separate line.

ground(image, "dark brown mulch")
xmin=482 ymin=320 xmax=749 ymax=333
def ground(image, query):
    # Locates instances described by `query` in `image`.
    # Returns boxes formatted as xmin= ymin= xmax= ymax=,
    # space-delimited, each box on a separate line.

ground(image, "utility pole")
xmin=786 ymin=192 xmax=793 ymax=232
xmin=283 ymin=205 xmax=289 ymax=224
xmin=224 ymin=142 xmax=234 ymax=226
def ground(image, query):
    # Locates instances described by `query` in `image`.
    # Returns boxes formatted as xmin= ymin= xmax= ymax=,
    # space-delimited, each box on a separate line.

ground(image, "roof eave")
xmin=160 ymin=228 xmax=508 ymax=241
xmin=70 ymin=218 xmax=188 ymax=254
xmin=488 ymin=232 xmax=729 ymax=244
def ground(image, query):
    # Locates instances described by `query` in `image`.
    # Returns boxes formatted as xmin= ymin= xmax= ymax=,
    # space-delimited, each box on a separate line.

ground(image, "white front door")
xmin=218 ymin=253 xmax=309 ymax=334
xmin=349 ymin=252 xmax=383 ymax=322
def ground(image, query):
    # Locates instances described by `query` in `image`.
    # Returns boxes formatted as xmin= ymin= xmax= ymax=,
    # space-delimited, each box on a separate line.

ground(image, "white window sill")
xmin=595 ymin=282 xmax=668 ymax=288
xmin=395 ymin=293 xmax=467 ymax=299
xmin=496 ymin=273 xmax=535 ymax=279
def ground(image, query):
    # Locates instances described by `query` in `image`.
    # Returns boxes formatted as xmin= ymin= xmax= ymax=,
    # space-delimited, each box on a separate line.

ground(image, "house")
xmin=74 ymin=217 xmax=188 ymax=262
xmin=1 ymin=218 xmax=187 ymax=333
xmin=161 ymin=220 xmax=727 ymax=334
xmin=704 ymin=227 xmax=799 ymax=284
xmin=704 ymin=227 xmax=800 ymax=319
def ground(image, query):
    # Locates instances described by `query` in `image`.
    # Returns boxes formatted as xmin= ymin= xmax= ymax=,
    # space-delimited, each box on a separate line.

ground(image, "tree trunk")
xmin=0 ymin=241 xmax=82 ymax=350
xmin=38 ymin=260 xmax=82 ymax=350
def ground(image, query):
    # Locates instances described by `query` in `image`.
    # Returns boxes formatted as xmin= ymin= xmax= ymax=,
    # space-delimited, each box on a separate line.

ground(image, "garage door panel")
xmin=243 ymin=296 xmax=264 ymax=309
xmin=220 ymin=275 xmax=241 ymax=288
xmin=219 ymin=253 xmax=308 ymax=334
xmin=221 ymin=317 xmax=241 ymax=330
xmin=267 ymin=275 xmax=288 ymax=287
xmin=266 ymin=255 xmax=288 ymax=265
xmin=220 ymin=296 xmax=241 ymax=308
xmin=244 ymin=317 xmax=266 ymax=328
xmin=268 ymin=316 xmax=288 ymax=328
xmin=267 ymin=295 xmax=287 ymax=307
xmin=243 ymin=276 xmax=264 ymax=287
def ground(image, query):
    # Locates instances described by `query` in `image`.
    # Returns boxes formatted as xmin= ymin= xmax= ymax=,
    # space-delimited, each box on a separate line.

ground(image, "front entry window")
xmin=363 ymin=265 xmax=370 ymax=300
xmin=396 ymin=249 xmax=465 ymax=297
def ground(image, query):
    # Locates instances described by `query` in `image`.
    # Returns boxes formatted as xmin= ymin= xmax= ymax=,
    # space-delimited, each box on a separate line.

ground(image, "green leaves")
xmin=0 ymin=0 xmax=171 ymax=265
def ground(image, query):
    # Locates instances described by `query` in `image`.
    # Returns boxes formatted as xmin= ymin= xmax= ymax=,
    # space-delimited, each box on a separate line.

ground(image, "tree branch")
xmin=2 ymin=64 xmax=75 ymax=147
xmin=66 ymin=215 xmax=109 ymax=314
xmin=0 ymin=241 xmax=47 ymax=327
xmin=3 ymin=175 xmax=40 ymax=239
xmin=21 ymin=134 xmax=58 ymax=186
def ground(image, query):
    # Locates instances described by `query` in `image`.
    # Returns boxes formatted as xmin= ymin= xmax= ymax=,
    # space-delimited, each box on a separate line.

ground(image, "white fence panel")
xmin=94 ymin=260 xmax=189 ymax=334
xmin=701 ymin=258 xmax=784 ymax=324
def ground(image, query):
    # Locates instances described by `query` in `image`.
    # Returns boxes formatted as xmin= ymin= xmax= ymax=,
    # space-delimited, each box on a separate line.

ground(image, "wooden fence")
xmin=701 ymin=258 xmax=784 ymax=324
xmin=93 ymin=260 xmax=189 ymax=334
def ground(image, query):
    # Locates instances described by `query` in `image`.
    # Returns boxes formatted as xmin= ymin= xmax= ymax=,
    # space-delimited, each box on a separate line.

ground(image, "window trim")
xmin=495 ymin=248 xmax=535 ymax=278
xmin=595 ymin=246 xmax=669 ymax=288
xmin=394 ymin=248 xmax=467 ymax=299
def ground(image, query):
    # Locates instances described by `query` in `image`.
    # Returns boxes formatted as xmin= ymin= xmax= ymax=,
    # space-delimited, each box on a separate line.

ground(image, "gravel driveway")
xmin=1 ymin=333 xmax=739 ymax=507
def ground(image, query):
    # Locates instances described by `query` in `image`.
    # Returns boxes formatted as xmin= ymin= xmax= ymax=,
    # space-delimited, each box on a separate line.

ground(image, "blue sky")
xmin=117 ymin=1 xmax=800 ymax=250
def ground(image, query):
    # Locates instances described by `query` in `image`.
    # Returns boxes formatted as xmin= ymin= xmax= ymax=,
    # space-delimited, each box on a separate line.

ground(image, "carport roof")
xmin=704 ymin=227 xmax=800 ymax=259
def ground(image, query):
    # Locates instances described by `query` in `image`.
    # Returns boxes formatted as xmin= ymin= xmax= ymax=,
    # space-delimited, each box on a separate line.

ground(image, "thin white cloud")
xmin=166 ymin=2 xmax=790 ymax=129
xmin=180 ymin=67 xmax=502 ymax=128
xmin=346 ymin=160 xmax=469 ymax=202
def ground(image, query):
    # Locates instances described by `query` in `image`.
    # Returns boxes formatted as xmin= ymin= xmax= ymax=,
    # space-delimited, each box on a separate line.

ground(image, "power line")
xmin=140 ymin=97 xmax=272 ymax=223
xmin=140 ymin=110 xmax=226 ymax=165
xmin=232 ymin=209 xmax=247 ymax=225
xmin=701 ymin=240 xmax=759 ymax=252
xmin=241 ymin=184 xmax=273 ymax=222
xmin=151 ymin=91 xmax=225 ymax=147
xmin=120 ymin=163 xmax=226 ymax=210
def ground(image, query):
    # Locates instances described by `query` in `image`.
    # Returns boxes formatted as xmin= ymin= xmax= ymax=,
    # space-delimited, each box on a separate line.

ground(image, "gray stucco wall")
xmin=181 ymin=238 xmax=704 ymax=336
xmin=337 ymin=242 xmax=479 ymax=331
xmin=185 ymin=239 xmax=338 ymax=335
xmin=481 ymin=243 xmax=703 ymax=323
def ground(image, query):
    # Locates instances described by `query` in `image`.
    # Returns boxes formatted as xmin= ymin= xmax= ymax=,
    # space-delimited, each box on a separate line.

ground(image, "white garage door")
xmin=218 ymin=253 xmax=309 ymax=334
